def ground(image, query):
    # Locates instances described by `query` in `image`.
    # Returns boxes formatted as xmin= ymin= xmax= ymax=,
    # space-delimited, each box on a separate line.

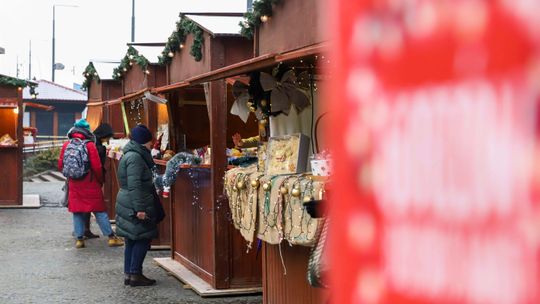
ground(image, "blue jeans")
xmin=73 ymin=212 xmax=113 ymax=240
xmin=124 ymin=238 xmax=151 ymax=275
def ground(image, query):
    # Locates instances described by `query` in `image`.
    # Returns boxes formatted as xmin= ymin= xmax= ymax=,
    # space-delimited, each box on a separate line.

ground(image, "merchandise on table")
xmin=0 ymin=134 xmax=17 ymax=146
xmin=161 ymin=149 xmax=176 ymax=161
xmin=225 ymin=165 xmax=326 ymax=249
xmin=310 ymin=150 xmax=332 ymax=177
xmin=155 ymin=152 xmax=202 ymax=198
xmin=225 ymin=165 xmax=260 ymax=248
xmin=265 ymin=133 xmax=310 ymax=175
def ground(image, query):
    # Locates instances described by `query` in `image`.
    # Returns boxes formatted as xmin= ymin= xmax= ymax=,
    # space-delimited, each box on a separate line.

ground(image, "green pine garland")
xmin=113 ymin=46 xmax=150 ymax=80
xmin=0 ymin=75 xmax=39 ymax=98
xmin=239 ymin=0 xmax=281 ymax=39
xmin=158 ymin=15 xmax=204 ymax=65
xmin=81 ymin=62 xmax=99 ymax=91
xmin=0 ymin=75 xmax=28 ymax=88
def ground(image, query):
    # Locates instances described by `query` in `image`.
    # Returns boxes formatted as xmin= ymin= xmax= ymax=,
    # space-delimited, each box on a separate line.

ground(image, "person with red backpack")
xmin=58 ymin=119 xmax=124 ymax=249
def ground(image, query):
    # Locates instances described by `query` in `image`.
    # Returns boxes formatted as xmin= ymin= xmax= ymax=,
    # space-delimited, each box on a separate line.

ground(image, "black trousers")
xmin=124 ymin=238 xmax=151 ymax=274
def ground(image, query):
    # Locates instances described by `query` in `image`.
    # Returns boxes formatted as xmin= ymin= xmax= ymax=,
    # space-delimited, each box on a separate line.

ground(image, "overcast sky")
xmin=0 ymin=0 xmax=248 ymax=88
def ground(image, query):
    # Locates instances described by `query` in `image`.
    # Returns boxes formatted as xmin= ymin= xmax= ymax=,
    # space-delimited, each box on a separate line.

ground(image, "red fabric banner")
xmin=329 ymin=1 xmax=540 ymax=303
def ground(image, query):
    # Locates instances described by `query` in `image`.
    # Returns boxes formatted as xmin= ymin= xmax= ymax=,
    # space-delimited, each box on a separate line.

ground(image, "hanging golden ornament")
xmin=237 ymin=181 xmax=245 ymax=189
xmin=260 ymin=99 xmax=268 ymax=107
xmin=303 ymin=196 xmax=313 ymax=203
xmin=249 ymin=106 xmax=256 ymax=112
xmin=263 ymin=182 xmax=271 ymax=191
xmin=251 ymin=179 xmax=260 ymax=188
xmin=291 ymin=187 xmax=301 ymax=197
xmin=280 ymin=186 xmax=289 ymax=195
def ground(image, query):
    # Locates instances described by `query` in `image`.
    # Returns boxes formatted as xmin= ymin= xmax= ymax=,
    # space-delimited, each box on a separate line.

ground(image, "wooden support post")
xmin=209 ymin=79 xmax=230 ymax=289
xmin=17 ymin=88 xmax=23 ymax=205
xmin=53 ymin=112 xmax=58 ymax=137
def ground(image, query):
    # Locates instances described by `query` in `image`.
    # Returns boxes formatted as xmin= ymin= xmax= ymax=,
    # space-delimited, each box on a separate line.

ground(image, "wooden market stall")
xmin=155 ymin=1 xmax=330 ymax=302
xmin=250 ymin=2 xmax=329 ymax=303
xmin=0 ymin=75 xmax=25 ymax=206
xmin=151 ymin=14 xmax=264 ymax=295
xmin=104 ymin=43 xmax=171 ymax=249
xmin=187 ymin=47 xmax=329 ymax=304
xmin=82 ymin=62 xmax=124 ymax=222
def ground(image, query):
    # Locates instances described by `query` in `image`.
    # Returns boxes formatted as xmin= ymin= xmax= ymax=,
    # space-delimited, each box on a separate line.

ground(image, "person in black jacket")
xmin=93 ymin=123 xmax=114 ymax=173
xmin=82 ymin=123 xmax=114 ymax=238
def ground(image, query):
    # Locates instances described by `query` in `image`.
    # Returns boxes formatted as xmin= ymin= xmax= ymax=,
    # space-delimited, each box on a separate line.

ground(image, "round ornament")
xmin=237 ymin=181 xmax=245 ymax=189
xmin=251 ymin=179 xmax=260 ymax=188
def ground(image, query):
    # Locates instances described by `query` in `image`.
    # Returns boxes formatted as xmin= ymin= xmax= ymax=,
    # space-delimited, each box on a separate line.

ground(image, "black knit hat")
xmin=93 ymin=123 xmax=113 ymax=140
xmin=130 ymin=125 xmax=153 ymax=145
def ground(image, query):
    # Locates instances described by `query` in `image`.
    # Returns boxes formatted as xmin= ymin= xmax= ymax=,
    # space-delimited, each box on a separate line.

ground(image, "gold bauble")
xmin=303 ymin=196 xmax=313 ymax=203
xmin=280 ymin=186 xmax=289 ymax=195
xmin=260 ymin=99 xmax=268 ymax=107
xmin=291 ymin=187 xmax=301 ymax=197
xmin=250 ymin=179 xmax=260 ymax=188
xmin=263 ymin=182 xmax=271 ymax=191
xmin=237 ymin=181 xmax=245 ymax=189
xmin=249 ymin=106 xmax=256 ymax=112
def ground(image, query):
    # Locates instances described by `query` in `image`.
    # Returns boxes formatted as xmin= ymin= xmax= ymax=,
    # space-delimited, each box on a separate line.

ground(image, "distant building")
xmin=22 ymin=80 xmax=87 ymax=138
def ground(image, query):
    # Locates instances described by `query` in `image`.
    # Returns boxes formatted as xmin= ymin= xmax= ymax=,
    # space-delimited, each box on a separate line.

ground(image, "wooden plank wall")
xmin=263 ymin=244 xmax=329 ymax=304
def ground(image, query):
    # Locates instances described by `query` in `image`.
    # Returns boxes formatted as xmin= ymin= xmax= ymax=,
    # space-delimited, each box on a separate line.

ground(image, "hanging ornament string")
xmin=187 ymin=167 xmax=203 ymax=211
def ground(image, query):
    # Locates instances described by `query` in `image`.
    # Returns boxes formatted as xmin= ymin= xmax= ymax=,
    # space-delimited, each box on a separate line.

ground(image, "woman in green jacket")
xmin=116 ymin=125 xmax=160 ymax=287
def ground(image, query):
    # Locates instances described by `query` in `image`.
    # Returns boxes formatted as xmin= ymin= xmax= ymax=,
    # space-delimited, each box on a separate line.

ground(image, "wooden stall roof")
xmin=93 ymin=62 xmax=120 ymax=81
xmin=256 ymin=0 xmax=324 ymax=55
xmin=185 ymin=14 xmax=245 ymax=37
xmin=165 ymin=14 xmax=253 ymax=84
xmin=152 ymin=42 xmax=326 ymax=93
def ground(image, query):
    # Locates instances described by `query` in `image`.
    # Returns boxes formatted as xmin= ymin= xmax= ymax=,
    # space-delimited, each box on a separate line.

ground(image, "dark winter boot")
xmin=84 ymin=230 xmax=100 ymax=239
xmin=129 ymin=274 xmax=156 ymax=287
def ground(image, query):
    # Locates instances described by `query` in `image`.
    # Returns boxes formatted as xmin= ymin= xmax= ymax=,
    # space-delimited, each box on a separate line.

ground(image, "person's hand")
xmin=136 ymin=212 xmax=146 ymax=220
xmin=232 ymin=133 xmax=243 ymax=147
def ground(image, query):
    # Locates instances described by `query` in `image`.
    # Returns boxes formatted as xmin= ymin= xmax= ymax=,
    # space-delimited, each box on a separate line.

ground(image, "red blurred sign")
xmin=329 ymin=1 xmax=540 ymax=303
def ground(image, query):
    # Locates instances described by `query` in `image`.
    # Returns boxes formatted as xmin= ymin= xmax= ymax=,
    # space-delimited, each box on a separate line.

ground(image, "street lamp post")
xmin=52 ymin=4 xmax=77 ymax=82
xmin=131 ymin=0 xmax=135 ymax=42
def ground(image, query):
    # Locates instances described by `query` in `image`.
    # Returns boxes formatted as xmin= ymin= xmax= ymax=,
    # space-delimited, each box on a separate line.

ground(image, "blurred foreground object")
xmin=329 ymin=0 xmax=540 ymax=303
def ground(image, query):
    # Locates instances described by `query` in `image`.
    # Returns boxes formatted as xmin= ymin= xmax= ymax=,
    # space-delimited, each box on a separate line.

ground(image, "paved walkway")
xmin=0 ymin=183 xmax=262 ymax=304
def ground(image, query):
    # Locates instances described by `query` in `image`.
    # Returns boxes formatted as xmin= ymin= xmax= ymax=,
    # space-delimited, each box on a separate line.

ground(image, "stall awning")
xmin=86 ymin=102 xmax=104 ymax=131
xmin=23 ymin=102 xmax=54 ymax=111
xmin=151 ymin=42 xmax=327 ymax=94
xmin=106 ymin=88 xmax=148 ymax=106
xmin=152 ymin=81 xmax=190 ymax=94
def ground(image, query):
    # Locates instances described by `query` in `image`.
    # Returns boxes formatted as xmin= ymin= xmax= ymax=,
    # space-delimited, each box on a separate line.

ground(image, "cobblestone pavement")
xmin=0 ymin=184 xmax=262 ymax=304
